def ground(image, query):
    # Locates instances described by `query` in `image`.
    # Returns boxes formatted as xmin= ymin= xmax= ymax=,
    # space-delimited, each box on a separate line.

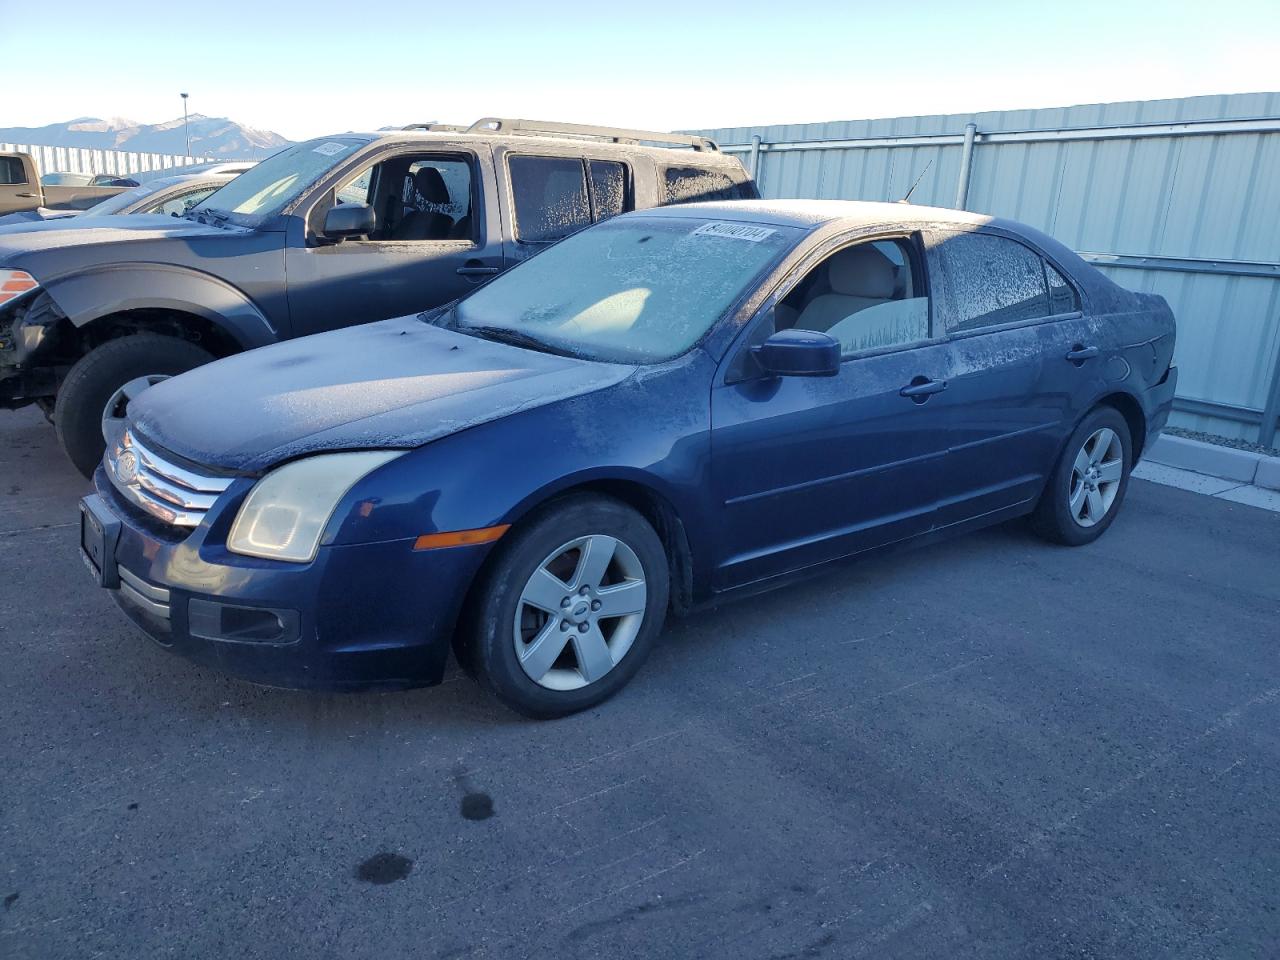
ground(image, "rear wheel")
xmin=54 ymin=334 xmax=214 ymax=478
xmin=1031 ymin=406 xmax=1132 ymax=546
xmin=459 ymin=495 xmax=669 ymax=718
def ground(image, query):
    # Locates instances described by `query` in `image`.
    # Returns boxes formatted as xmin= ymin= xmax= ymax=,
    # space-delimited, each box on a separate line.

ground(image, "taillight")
xmin=0 ymin=270 xmax=39 ymax=307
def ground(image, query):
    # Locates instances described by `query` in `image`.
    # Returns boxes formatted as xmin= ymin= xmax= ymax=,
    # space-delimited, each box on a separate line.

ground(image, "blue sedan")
xmin=79 ymin=200 xmax=1177 ymax=717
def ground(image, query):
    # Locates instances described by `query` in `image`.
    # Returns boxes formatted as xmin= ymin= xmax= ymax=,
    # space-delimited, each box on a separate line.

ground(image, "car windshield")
xmin=80 ymin=179 xmax=177 ymax=217
xmin=190 ymin=138 xmax=364 ymax=224
xmin=452 ymin=216 xmax=800 ymax=363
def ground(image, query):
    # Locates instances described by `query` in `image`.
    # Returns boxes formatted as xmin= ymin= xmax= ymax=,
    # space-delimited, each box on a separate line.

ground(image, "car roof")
xmin=635 ymin=198 xmax=997 ymax=229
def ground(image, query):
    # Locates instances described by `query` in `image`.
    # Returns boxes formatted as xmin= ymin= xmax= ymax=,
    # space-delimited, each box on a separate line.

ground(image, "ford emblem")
xmin=116 ymin=450 xmax=139 ymax=484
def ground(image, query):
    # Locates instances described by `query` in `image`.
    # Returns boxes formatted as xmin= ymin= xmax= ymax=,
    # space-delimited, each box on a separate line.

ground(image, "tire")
xmin=1031 ymin=406 xmax=1132 ymax=546
xmin=54 ymin=334 xmax=214 ymax=478
xmin=459 ymin=495 xmax=669 ymax=719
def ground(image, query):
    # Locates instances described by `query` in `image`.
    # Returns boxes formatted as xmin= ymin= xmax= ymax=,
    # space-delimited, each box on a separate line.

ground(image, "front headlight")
xmin=228 ymin=451 xmax=404 ymax=563
xmin=0 ymin=269 xmax=40 ymax=308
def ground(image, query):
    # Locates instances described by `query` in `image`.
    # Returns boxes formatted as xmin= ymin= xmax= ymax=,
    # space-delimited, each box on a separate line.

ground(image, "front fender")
xmin=43 ymin=263 xmax=280 ymax=349
xmin=325 ymin=360 xmax=717 ymax=576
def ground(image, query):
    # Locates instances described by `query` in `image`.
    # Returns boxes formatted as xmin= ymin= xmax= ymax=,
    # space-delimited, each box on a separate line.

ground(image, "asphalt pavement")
xmin=2 ymin=405 xmax=1278 ymax=960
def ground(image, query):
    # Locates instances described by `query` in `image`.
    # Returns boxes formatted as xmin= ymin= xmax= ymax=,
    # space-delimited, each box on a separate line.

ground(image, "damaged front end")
xmin=0 ymin=277 xmax=74 ymax=410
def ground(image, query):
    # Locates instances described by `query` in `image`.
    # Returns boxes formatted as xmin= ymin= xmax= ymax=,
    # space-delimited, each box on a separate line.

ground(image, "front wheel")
xmin=54 ymin=334 xmax=214 ymax=478
xmin=459 ymin=495 xmax=669 ymax=718
xmin=1031 ymin=406 xmax=1132 ymax=546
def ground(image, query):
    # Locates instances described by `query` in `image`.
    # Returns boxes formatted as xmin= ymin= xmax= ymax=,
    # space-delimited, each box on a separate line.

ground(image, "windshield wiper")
xmin=459 ymin=324 xmax=570 ymax=357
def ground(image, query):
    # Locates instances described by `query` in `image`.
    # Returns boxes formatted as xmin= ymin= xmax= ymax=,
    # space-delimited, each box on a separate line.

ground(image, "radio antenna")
xmin=899 ymin=159 xmax=933 ymax=204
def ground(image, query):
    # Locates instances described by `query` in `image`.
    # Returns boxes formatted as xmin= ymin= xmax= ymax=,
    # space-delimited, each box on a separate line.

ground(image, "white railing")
xmin=0 ymin=142 xmax=218 ymax=179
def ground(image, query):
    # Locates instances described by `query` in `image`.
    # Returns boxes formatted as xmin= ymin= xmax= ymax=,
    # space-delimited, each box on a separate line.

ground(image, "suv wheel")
xmin=459 ymin=495 xmax=669 ymax=718
xmin=54 ymin=334 xmax=214 ymax=478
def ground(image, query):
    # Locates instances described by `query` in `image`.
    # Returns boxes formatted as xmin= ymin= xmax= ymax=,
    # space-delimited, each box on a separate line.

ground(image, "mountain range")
xmin=0 ymin=115 xmax=292 ymax=159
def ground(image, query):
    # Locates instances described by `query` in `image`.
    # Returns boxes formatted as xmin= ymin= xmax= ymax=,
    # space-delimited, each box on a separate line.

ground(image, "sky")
xmin=2 ymin=0 xmax=1277 ymax=141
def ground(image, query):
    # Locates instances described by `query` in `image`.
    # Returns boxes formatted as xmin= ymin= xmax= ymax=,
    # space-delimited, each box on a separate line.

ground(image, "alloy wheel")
xmin=513 ymin=534 xmax=648 ymax=691
xmin=1069 ymin=427 xmax=1123 ymax=528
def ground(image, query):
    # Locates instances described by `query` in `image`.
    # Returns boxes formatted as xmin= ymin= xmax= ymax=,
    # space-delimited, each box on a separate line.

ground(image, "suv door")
xmin=710 ymin=234 xmax=949 ymax=589
xmin=0 ymin=156 xmax=38 ymax=214
xmin=923 ymin=229 xmax=1090 ymax=526
xmin=285 ymin=147 xmax=503 ymax=337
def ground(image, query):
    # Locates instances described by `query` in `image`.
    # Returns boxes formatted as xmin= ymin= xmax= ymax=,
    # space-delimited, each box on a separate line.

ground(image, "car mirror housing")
xmin=322 ymin=203 xmax=375 ymax=241
xmin=752 ymin=328 xmax=841 ymax=378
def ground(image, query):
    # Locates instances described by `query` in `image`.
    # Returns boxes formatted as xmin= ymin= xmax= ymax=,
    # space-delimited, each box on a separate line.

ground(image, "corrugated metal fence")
xmin=694 ymin=93 xmax=1280 ymax=445
xmin=1 ymin=143 xmax=216 ymax=179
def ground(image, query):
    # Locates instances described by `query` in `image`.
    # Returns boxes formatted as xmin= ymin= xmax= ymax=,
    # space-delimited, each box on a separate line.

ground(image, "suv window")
xmin=782 ymin=238 xmax=929 ymax=355
xmin=329 ymin=154 xmax=474 ymax=243
xmin=588 ymin=160 xmax=628 ymax=221
xmin=930 ymin=232 xmax=1050 ymax=333
xmin=662 ymin=166 xmax=754 ymax=205
xmin=510 ymin=156 xmax=590 ymax=243
xmin=509 ymin=155 xmax=632 ymax=243
xmin=0 ymin=157 xmax=27 ymax=185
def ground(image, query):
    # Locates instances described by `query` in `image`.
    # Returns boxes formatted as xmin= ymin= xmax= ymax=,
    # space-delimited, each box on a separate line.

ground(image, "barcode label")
xmin=691 ymin=222 xmax=776 ymax=242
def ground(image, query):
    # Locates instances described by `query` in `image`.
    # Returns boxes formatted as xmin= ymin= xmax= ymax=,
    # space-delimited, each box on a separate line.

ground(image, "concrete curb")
xmin=1146 ymin=434 xmax=1280 ymax=492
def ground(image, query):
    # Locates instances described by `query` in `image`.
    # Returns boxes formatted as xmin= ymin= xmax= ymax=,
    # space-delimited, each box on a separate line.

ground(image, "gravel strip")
xmin=1164 ymin=426 xmax=1280 ymax=458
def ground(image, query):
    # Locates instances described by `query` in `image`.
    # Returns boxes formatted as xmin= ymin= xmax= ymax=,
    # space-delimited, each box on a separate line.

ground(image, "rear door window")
xmin=509 ymin=155 xmax=592 ymax=243
xmin=929 ymin=232 xmax=1051 ymax=333
xmin=1046 ymin=261 xmax=1081 ymax=315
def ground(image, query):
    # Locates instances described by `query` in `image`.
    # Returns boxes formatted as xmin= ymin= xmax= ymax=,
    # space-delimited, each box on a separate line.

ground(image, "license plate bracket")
xmin=80 ymin=494 xmax=121 ymax=588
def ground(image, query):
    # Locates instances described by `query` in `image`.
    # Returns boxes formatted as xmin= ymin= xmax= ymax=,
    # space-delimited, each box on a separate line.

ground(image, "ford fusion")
xmin=79 ymin=200 xmax=1177 ymax=717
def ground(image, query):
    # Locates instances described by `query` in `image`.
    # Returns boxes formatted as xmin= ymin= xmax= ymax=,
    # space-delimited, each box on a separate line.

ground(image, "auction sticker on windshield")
xmin=691 ymin=222 xmax=777 ymax=242
xmin=313 ymin=142 xmax=351 ymax=156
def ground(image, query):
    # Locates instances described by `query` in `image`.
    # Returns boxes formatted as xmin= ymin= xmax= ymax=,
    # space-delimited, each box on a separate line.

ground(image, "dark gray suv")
xmin=0 ymin=118 xmax=757 ymax=475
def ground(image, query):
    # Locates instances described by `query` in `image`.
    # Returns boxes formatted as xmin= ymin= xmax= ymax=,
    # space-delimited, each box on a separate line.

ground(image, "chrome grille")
xmin=105 ymin=429 xmax=233 ymax=528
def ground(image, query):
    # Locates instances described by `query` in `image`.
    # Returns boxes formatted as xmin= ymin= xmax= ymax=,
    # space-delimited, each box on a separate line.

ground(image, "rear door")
xmin=286 ymin=146 xmax=503 ymax=337
xmin=924 ymin=229 xmax=1091 ymax=526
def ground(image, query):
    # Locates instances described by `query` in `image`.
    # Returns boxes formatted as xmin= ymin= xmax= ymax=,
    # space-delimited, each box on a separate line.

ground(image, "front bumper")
xmin=82 ymin=468 xmax=488 ymax=691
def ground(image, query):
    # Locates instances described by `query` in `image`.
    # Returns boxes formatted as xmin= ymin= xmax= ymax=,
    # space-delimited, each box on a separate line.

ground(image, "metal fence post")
xmin=954 ymin=122 xmax=977 ymax=210
xmin=748 ymin=135 xmax=762 ymax=183
xmin=1260 ymin=322 xmax=1280 ymax=447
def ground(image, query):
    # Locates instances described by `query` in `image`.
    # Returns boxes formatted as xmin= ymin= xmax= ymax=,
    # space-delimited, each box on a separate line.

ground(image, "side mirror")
xmin=752 ymin=328 xmax=841 ymax=378
xmin=322 ymin=203 xmax=375 ymax=240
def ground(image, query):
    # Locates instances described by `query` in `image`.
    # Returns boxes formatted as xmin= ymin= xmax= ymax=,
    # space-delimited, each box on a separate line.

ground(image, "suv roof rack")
xmin=401 ymin=123 xmax=469 ymax=132
xmin=464 ymin=117 xmax=720 ymax=152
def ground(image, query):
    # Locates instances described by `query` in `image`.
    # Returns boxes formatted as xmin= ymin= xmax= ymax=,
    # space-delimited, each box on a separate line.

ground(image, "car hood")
xmin=128 ymin=315 xmax=637 ymax=473
xmin=0 ymin=214 xmax=239 ymax=257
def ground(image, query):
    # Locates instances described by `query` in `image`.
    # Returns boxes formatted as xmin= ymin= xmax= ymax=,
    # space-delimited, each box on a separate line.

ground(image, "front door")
xmin=710 ymin=235 xmax=949 ymax=590
xmin=286 ymin=150 xmax=503 ymax=337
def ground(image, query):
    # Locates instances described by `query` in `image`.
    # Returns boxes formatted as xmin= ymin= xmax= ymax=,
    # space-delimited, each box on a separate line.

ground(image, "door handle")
xmin=900 ymin=377 xmax=947 ymax=402
xmin=456 ymin=262 xmax=500 ymax=277
xmin=16 ymin=192 xmax=38 ymax=198
xmin=1066 ymin=345 xmax=1099 ymax=364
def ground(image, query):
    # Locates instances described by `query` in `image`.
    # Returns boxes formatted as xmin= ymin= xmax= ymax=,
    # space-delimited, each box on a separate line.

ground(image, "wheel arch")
xmin=42 ymin=264 xmax=279 ymax=352
xmin=1095 ymin=390 xmax=1147 ymax=459
xmin=485 ymin=473 xmax=697 ymax=618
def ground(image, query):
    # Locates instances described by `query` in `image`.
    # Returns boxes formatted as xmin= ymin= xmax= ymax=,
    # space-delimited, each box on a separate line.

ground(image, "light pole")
xmin=180 ymin=92 xmax=190 ymax=159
